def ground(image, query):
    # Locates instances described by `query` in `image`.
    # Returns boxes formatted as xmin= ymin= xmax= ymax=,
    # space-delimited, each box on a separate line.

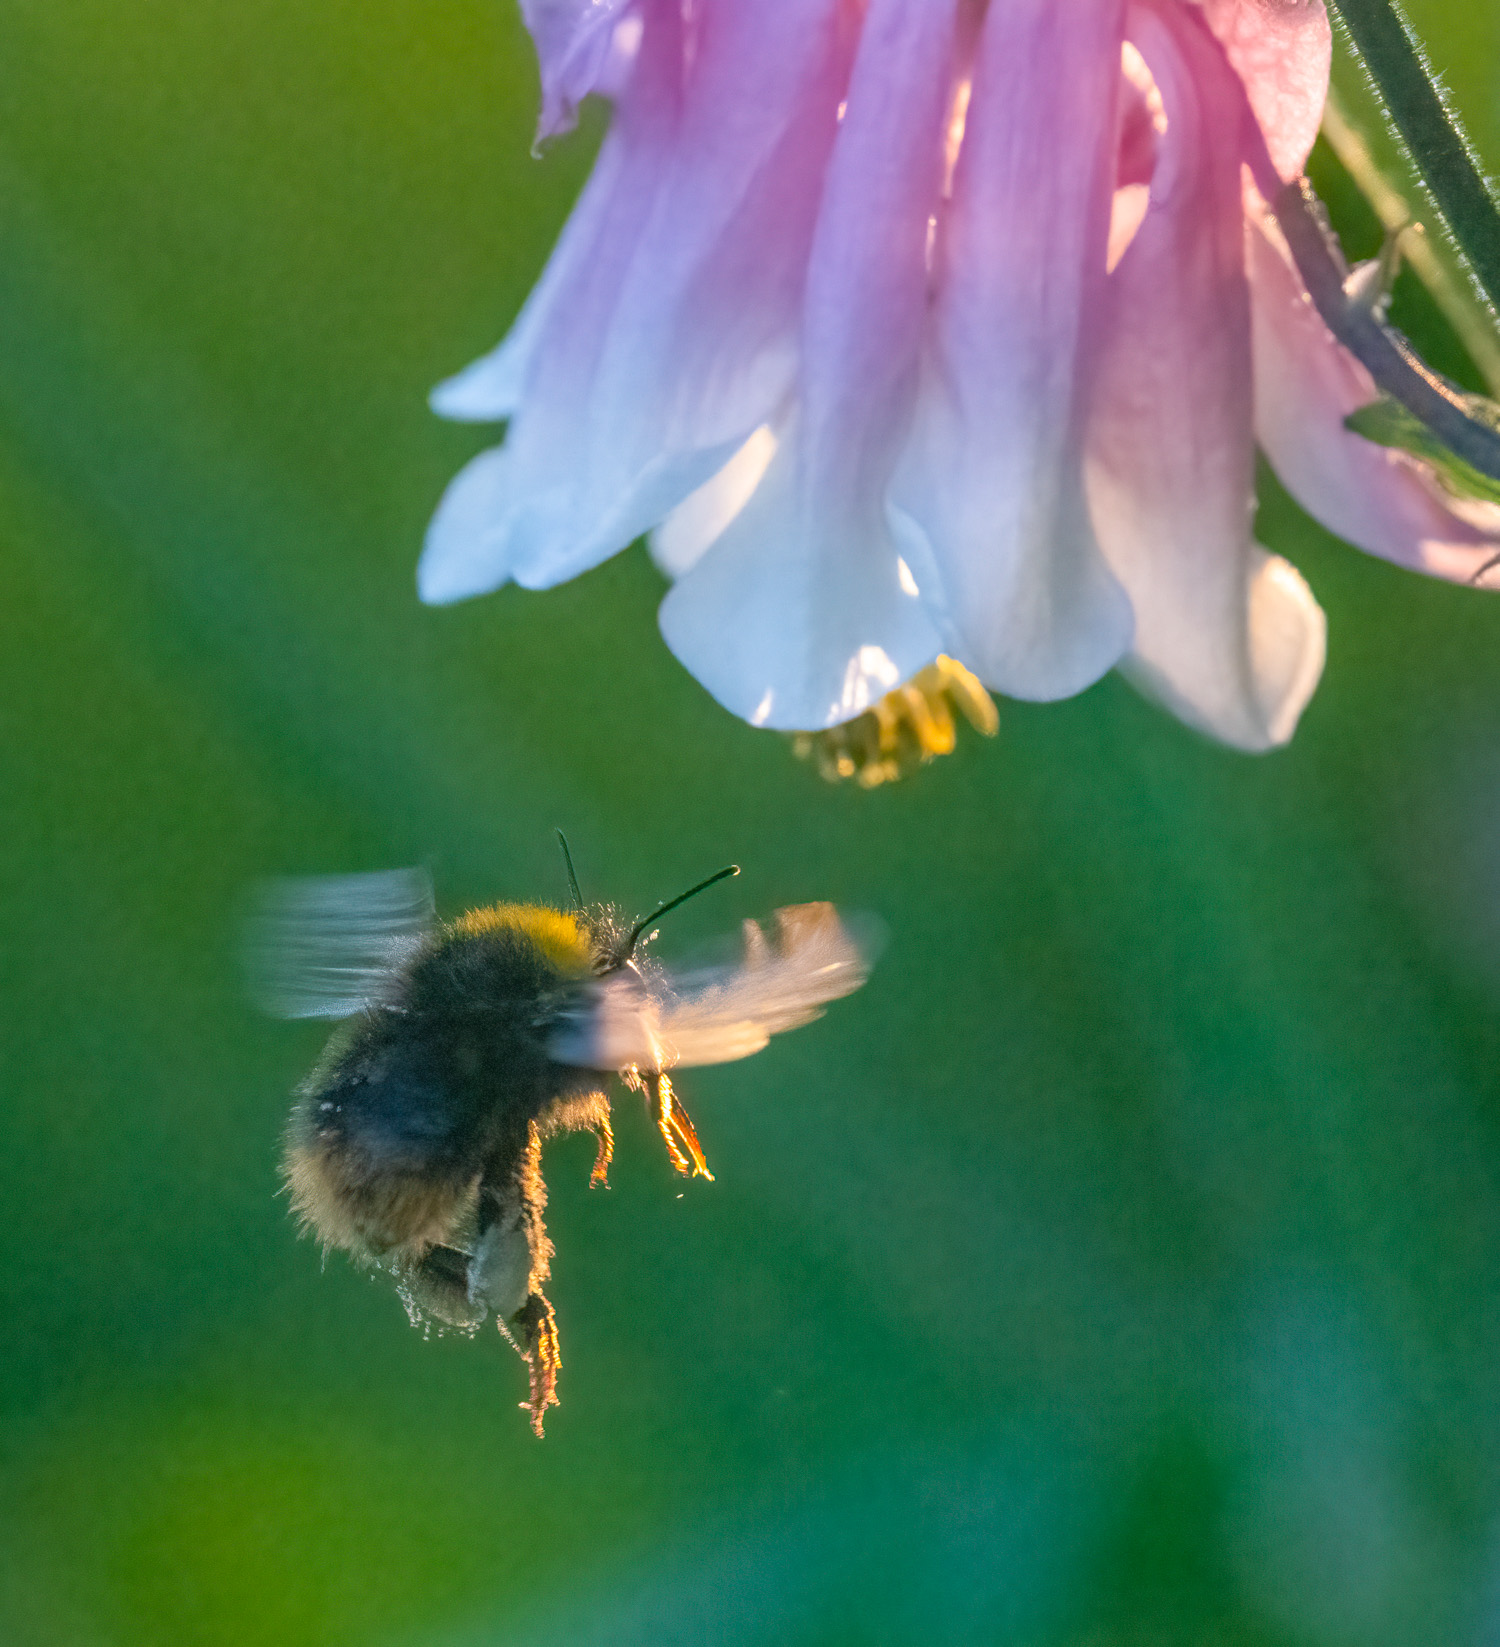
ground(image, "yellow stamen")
xmin=791 ymin=656 xmax=998 ymax=788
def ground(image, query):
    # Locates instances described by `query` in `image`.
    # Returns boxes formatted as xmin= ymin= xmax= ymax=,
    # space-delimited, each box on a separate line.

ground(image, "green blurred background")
xmin=3 ymin=3 xmax=1500 ymax=1642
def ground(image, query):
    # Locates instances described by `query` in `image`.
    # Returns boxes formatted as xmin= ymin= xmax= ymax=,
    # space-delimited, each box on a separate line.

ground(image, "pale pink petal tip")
xmin=1241 ymin=549 xmax=1326 ymax=748
xmin=1125 ymin=549 xmax=1326 ymax=750
xmin=520 ymin=0 xmax=642 ymax=137
xmin=418 ymin=447 xmax=516 ymax=605
xmin=1088 ymin=2 xmax=1323 ymax=753
xmin=429 ymin=344 xmax=526 ymax=423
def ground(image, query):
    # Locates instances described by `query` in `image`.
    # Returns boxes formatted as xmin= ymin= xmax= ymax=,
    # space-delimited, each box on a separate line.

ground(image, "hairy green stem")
xmin=1326 ymin=0 xmax=1500 ymax=314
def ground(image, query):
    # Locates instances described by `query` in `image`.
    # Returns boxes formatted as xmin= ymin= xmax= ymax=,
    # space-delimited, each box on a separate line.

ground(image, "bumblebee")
xmin=249 ymin=847 xmax=873 ymax=1434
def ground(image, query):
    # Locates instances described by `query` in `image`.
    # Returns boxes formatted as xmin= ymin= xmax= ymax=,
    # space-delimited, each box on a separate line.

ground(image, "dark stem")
xmin=1271 ymin=177 xmax=1500 ymax=482
xmin=1326 ymin=0 xmax=1500 ymax=314
xmin=1322 ymin=90 xmax=1500 ymax=393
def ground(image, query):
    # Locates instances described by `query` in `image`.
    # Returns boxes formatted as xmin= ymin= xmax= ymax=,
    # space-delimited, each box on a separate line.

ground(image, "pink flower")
xmin=421 ymin=0 xmax=1500 ymax=752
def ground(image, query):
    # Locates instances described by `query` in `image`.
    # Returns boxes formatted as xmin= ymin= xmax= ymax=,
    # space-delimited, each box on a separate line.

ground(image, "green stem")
xmin=1326 ymin=0 xmax=1500 ymax=314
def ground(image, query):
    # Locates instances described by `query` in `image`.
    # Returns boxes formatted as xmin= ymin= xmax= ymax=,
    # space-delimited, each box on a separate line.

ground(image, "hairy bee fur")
xmin=284 ymin=903 xmax=622 ymax=1432
xmin=258 ymin=865 xmax=873 ymax=1437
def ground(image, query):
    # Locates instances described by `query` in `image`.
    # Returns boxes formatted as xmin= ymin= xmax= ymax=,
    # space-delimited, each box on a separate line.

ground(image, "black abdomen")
xmin=286 ymin=924 xmax=590 ymax=1258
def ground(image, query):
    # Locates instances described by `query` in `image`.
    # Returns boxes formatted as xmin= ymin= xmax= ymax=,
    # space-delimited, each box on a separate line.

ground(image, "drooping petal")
xmin=433 ymin=4 xmax=657 ymax=420
xmin=1195 ymin=0 xmax=1330 ymax=181
xmin=421 ymin=0 xmax=858 ymax=605
xmin=1248 ymin=202 xmax=1500 ymax=583
xmin=891 ymin=0 xmax=1135 ymax=703
xmin=421 ymin=8 xmax=682 ymax=603
xmin=430 ymin=131 xmax=634 ymax=424
xmin=658 ymin=0 xmax=959 ymax=731
xmin=649 ymin=424 xmax=779 ymax=581
xmin=520 ymin=0 xmax=642 ymax=139
xmin=1088 ymin=0 xmax=1324 ymax=750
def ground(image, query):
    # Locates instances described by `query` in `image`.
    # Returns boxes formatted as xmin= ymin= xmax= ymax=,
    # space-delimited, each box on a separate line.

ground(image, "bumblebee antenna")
xmin=618 ymin=864 xmax=740 ymax=962
xmin=555 ymin=830 xmax=584 ymax=911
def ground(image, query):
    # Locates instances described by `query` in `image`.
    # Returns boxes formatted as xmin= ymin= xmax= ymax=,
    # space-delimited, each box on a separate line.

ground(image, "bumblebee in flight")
xmin=249 ymin=848 xmax=873 ymax=1434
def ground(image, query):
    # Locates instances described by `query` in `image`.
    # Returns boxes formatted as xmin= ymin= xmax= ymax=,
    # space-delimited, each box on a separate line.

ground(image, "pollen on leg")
xmin=589 ymin=1110 xmax=615 ymax=1188
xmin=514 ymin=1121 xmax=555 ymax=1294
xmin=652 ymin=1072 xmax=713 ymax=1180
xmin=620 ymin=1067 xmax=714 ymax=1180
xmin=495 ymin=1119 xmax=563 ymax=1435
xmin=792 ymin=656 xmax=998 ymax=788
xmin=513 ymin=1290 xmax=561 ymax=1437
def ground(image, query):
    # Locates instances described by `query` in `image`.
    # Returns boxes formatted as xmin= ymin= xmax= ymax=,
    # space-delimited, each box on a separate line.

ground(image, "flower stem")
xmin=1272 ymin=176 xmax=1500 ymax=482
xmin=1325 ymin=0 xmax=1500 ymax=315
xmin=1321 ymin=89 xmax=1500 ymax=394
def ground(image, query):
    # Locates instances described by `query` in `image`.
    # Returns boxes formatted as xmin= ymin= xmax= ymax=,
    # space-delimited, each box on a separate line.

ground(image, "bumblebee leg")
xmin=474 ymin=1121 xmax=563 ymax=1436
xmin=419 ymin=1243 xmax=471 ymax=1291
xmin=650 ymin=1072 xmax=714 ymax=1181
xmin=589 ymin=1109 xmax=615 ymax=1189
xmin=399 ymin=1243 xmax=483 ymax=1329
xmin=512 ymin=1291 xmax=562 ymax=1437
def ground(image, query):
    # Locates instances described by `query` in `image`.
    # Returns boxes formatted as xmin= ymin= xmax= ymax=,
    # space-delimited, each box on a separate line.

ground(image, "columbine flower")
xmin=420 ymin=0 xmax=1500 ymax=756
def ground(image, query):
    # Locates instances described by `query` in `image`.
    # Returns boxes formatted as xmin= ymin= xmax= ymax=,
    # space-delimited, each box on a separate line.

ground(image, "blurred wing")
xmin=244 ymin=868 xmax=436 ymax=1019
xmin=550 ymin=902 xmax=877 ymax=1071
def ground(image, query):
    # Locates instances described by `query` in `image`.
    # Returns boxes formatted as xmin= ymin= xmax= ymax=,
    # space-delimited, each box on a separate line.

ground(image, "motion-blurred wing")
xmin=245 ymin=868 xmax=435 ymax=1019
xmin=550 ymin=902 xmax=876 ymax=1071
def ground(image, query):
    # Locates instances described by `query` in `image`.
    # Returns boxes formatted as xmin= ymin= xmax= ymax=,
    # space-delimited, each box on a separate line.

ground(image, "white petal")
xmin=892 ymin=0 xmax=1134 ymax=702
xmin=649 ymin=424 xmax=779 ymax=580
xmin=659 ymin=0 xmax=960 ymax=728
xmin=421 ymin=0 xmax=859 ymax=604
xmin=1245 ymin=550 xmax=1326 ymax=745
xmin=658 ymin=421 xmax=943 ymax=729
xmin=429 ymin=350 xmax=524 ymax=423
xmin=419 ymin=447 xmax=518 ymax=604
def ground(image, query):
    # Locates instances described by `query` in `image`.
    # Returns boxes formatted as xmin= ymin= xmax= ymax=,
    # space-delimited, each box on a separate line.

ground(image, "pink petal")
xmin=1089 ymin=0 xmax=1324 ymax=749
xmin=430 ymin=130 xmax=634 ymax=423
xmin=891 ymin=0 xmax=1134 ymax=702
xmin=1248 ymin=201 xmax=1500 ymax=583
xmin=520 ymin=0 xmax=642 ymax=139
xmin=1195 ymin=0 xmax=1331 ymax=181
xmin=421 ymin=0 xmax=858 ymax=605
xmin=658 ymin=0 xmax=959 ymax=730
